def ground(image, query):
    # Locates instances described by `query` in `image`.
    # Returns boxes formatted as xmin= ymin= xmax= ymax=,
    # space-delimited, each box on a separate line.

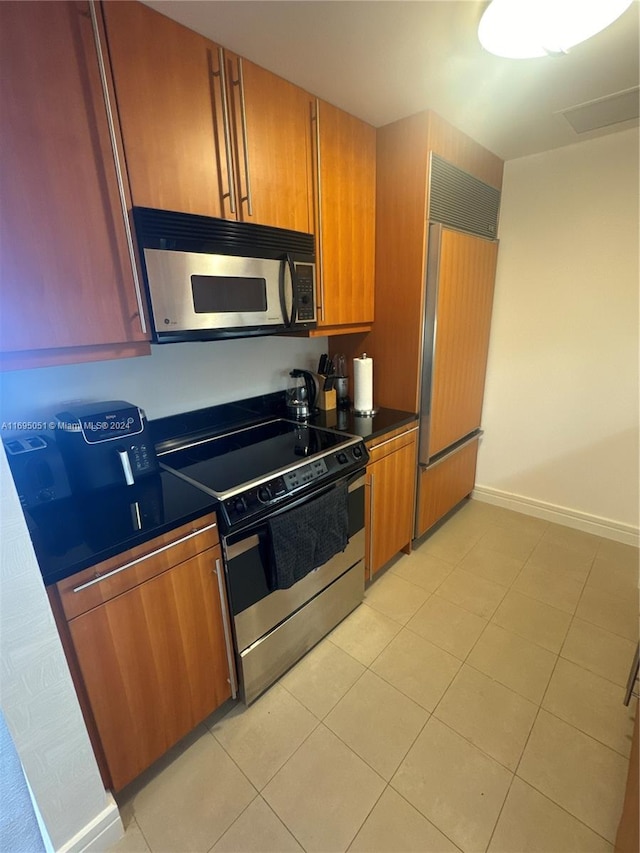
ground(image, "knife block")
xmin=317 ymin=388 xmax=337 ymax=411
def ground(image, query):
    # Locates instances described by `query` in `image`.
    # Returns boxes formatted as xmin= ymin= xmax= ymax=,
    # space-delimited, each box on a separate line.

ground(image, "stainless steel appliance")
xmin=416 ymin=155 xmax=500 ymax=537
xmin=132 ymin=207 xmax=316 ymax=342
xmin=158 ymin=417 xmax=368 ymax=704
xmin=55 ymin=401 xmax=159 ymax=493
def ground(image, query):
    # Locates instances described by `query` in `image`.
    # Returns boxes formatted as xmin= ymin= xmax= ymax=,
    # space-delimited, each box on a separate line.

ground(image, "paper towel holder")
xmin=353 ymin=353 xmax=378 ymax=417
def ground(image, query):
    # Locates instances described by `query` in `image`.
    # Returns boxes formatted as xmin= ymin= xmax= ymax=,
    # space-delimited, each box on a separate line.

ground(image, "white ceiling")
xmin=144 ymin=0 xmax=640 ymax=161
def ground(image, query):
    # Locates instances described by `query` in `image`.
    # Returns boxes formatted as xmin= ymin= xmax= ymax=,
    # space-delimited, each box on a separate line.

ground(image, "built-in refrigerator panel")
xmin=418 ymin=223 xmax=499 ymax=466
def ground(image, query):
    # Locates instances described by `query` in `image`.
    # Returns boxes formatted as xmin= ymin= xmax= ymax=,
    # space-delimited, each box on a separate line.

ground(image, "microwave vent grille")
xmin=132 ymin=207 xmax=315 ymax=259
xmin=428 ymin=154 xmax=501 ymax=238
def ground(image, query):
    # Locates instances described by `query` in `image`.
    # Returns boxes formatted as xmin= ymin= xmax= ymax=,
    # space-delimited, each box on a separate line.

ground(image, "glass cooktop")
xmin=159 ymin=418 xmax=355 ymax=496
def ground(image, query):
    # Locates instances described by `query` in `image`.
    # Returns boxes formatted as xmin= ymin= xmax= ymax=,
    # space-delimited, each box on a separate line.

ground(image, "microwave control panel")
xmin=295 ymin=264 xmax=315 ymax=321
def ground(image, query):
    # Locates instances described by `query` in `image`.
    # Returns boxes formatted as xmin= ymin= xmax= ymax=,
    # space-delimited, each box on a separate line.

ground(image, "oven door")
xmin=222 ymin=471 xmax=365 ymax=703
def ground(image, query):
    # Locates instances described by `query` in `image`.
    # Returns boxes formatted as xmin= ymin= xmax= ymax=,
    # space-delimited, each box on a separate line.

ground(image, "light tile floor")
xmin=111 ymin=499 xmax=639 ymax=853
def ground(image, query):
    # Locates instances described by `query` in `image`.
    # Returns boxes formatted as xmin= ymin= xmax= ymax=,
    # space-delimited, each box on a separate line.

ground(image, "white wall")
xmin=0 ymin=336 xmax=326 ymax=424
xmin=0 ymin=448 xmax=122 ymax=851
xmin=477 ymin=127 xmax=639 ymax=541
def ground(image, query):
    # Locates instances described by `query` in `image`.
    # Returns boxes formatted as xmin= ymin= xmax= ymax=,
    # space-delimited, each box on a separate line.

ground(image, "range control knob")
xmin=337 ymin=452 xmax=348 ymax=464
xmin=257 ymin=486 xmax=272 ymax=504
xmin=234 ymin=497 xmax=247 ymax=514
xmin=352 ymin=445 xmax=363 ymax=459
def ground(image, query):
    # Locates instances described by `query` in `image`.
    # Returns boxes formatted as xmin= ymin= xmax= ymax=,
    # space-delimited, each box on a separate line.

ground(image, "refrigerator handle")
xmin=418 ymin=223 xmax=443 ymax=467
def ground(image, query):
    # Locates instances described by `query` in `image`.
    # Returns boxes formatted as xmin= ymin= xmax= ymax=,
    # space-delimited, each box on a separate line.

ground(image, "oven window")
xmin=191 ymin=275 xmax=267 ymax=313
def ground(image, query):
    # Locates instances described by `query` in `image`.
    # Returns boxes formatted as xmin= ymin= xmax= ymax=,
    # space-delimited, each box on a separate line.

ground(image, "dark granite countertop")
xmin=310 ymin=406 xmax=418 ymax=442
xmin=26 ymin=392 xmax=416 ymax=587
xmin=29 ymin=471 xmax=217 ymax=586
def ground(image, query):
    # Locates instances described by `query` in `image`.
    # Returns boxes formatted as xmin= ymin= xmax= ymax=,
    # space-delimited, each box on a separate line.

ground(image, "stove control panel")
xmin=222 ymin=440 xmax=368 ymax=527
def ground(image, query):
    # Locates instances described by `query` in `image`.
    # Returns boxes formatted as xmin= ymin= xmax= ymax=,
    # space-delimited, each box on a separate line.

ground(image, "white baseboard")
xmin=471 ymin=485 xmax=640 ymax=547
xmin=58 ymin=794 xmax=123 ymax=853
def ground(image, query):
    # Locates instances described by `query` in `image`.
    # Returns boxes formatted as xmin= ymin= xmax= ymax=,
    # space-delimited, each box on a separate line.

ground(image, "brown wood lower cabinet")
xmin=49 ymin=514 xmax=235 ymax=792
xmin=365 ymin=424 xmax=418 ymax=579
xmin=416 ymin=436 xmax=480 ymax=538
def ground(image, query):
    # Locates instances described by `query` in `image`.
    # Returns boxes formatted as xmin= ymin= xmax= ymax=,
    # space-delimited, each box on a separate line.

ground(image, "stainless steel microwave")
xmin=132 ymin=207 xmax=317 ymax=342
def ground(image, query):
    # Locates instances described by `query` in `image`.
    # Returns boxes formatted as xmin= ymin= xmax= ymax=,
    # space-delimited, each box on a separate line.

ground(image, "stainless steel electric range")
xmin=157 ymin=415 xmax=369 ymax=704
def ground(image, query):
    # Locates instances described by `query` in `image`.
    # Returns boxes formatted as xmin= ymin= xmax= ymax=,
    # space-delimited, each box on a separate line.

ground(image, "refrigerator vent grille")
xmin=428 ymin=154 xmax=501 ymax=238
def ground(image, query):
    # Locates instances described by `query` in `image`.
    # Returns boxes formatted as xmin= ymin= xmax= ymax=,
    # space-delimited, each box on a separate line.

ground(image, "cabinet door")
xmin=102 ymin=1 xmax=231 ymax=218
xmin=367 ymin=433 xmax=417 ymax=577
xmin=428 ymin=228 xmax=498 ymax=457
xmin=416 ymin=436 xmax=479 ymax=538
xmin=0 ymin=1 xmax=148 ymax=359
xmin=227 ymin=55 xmax=313 ymax=233
xmin=316 ymin=101 xmax=376 ymax=329
xmin=68 ymin=546 xmax=231 ymax=791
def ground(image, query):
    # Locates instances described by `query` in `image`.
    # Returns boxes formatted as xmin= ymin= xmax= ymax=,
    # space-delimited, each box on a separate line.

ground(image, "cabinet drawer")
xmin=56 ymin=513 xmax=219 ymax=620
xmin=416 ymin=437 xmax=479 ymax=537
xmin=366 ymin=423 xmax=418 ymax=464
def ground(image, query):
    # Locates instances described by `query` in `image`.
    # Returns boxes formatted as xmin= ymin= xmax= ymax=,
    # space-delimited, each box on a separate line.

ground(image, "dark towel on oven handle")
xmin=267 ymin=480 xmax=349 ymax=590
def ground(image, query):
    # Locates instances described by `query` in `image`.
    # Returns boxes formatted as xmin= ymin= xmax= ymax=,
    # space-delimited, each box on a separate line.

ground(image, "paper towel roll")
xmin=353 ymin=354 xmax=374 ymax=413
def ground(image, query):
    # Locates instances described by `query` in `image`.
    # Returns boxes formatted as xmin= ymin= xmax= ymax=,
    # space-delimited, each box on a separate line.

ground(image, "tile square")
xmin=540 ymin=524 xmax=602 ymax=558
xmin=517 ymin=710 xmax=629 ymax=843
xmin=210 ymin=684 xmax=317 ymax=789
xmin=467 ymin=623 xmax=556 ymax=703
xmin=328 ymin=602 xmax=401 ymax=666
xmin=390 ymin=550 xmax=454 ymax=593
xmin=279 ymin=637 xmax=365 ymax=719
xmin=436 ymin=568 xmax=508 ymax=619
xmin=543 ymin=658 xmax=636 ymax=757
xmin=263 ymin=725 xmax=385 ymax=853
xmin=513 ymin=563 xmax=583 ymax=614
xmin=458 ymin=544 xmax=524 ymax=587
xmin=325 ymin=670 xmax=428 ymax=780
xmin=587 ymin=552 xmax=639 ymax=601
xmin=391 ymin=717 xmax=512 ymax=853
xmin=420 ymin=524 xmax=483 ymax=564
xmin=211 ymin=796 xmax=302 ymax=852
xmin=371 ymin=627 xmax=461 ymax=711
xmin=491 ymin=590 xmax=571 ymax=653
xmin=477 ymin=524 xmax=541 ymax=562
xmin=560 ymin=618 xmax=636 ymax=688
xmin=488 ymin=777 xmax=613 ymax=853
xmin=108 ymin=818 xmax=151 ymax=853
xmin=131 ymin=728 xmax=256 ymax=852
xmin=365 ymin=570 xmax=430 ymax=624
xmin=527 ymin=539 xmax=594 ymax=583
xmin=350 ymin=787 xmax=460 ymax=853
xmin=434 ymin=665 xmax=537 ymax=770
xmin=576 ymin=585 xmax=639 ymax=641
xmin=407 ymin=596 xmax=487 ymax=659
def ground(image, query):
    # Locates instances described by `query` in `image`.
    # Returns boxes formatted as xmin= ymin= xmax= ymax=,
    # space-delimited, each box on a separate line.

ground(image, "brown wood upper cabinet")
xmin=313 ymin=100 xmax=376 ymax=332
xmin=102 ymin=1 xmax=313 ymax=233
xmin=0 ymin=1 xmax=150 ymax=370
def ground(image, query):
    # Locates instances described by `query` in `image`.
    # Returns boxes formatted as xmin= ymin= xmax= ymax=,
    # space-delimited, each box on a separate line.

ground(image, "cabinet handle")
xmin=312 ymin=99 xmax=325 ymax=321
xmin=214 ymin=557 xmax=238 ymax=699
xmin=366 ymin=472 xmax=374 ymax=581
xmin=72 ymin=521 xmax=218 ymax=592
xmin=234 ymin=57 xmax=253 ymax=217
xmin=87 ymin=1 xmax=147 ymax=335
xmin=368 ymin=426 xmax=419 ymax=453
xmin=215 ymin=47 xmax=237 ymax=215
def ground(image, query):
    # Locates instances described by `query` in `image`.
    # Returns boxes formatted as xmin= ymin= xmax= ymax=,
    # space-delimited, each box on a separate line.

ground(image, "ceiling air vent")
xmin=428 ymin=154 xmax=501 ymax=239
xmin=559 ymin=86 xmax=640 ymax=134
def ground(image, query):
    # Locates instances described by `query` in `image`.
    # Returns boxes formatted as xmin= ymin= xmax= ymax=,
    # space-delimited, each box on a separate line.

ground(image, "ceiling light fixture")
xmin=478 ymin=0 xmax=634 ymax=59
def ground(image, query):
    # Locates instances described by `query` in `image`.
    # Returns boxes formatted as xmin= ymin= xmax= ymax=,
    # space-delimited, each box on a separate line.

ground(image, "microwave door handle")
xmin=278 ymin=256 xmax=296 ymax=328
xmin=286 ymin=254 xmax=298 ymax=326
